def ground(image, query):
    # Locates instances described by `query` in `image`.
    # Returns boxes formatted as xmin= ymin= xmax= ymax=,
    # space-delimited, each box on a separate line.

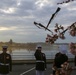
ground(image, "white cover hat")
xmin=36 ymin=45 xmax=42 ymax=49
xmin=2 ymin=45 xmax=8 ymax=48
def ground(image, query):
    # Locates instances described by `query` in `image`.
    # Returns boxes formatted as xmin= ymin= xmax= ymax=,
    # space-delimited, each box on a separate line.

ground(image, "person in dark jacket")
xmin=0 ymin=45 xmax=12 ymax=75
xmin=52 ymin=45 xmax=68 ymax=75
xmin=34 ymin=45 xmax=46 ymax=75
xmin=75 ymin=56 xmax=76 ymax=66
xmin=69 ymin=43 xmax=76 ymax=66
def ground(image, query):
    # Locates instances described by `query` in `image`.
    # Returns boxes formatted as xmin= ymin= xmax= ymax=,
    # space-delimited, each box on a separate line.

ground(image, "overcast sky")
xmin=0 ymin=0 xmax=76 ymax=43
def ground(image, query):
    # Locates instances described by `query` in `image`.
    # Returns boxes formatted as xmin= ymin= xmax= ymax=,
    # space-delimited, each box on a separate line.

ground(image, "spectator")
xmin=52 ymin=44 xmax=68 ymax=75
xmin=69 ymin=42 xmax=76 ymax=66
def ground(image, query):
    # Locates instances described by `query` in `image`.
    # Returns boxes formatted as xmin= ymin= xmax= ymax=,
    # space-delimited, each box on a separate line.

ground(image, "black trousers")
xmin=74 ymin=55 xmax=76 ymax=66
xmin=53 ymin=70 xmax=56 ymax=75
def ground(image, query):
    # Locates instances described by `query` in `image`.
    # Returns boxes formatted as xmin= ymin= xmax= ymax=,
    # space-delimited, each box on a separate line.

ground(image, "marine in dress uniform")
xmin=34 ymin=45 xmax=47 ymax=75
xmin=0 ymin=45 xmax=12 ymax=75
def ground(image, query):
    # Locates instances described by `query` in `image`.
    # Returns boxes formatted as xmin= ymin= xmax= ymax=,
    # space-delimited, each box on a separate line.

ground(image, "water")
xmin=0 ymin=46 xmax=75 ymax=60
xmin=8 ymin=49 xmax=74 ymax=60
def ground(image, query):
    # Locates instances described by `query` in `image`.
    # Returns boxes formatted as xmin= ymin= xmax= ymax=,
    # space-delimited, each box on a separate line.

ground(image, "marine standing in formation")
xmin=0 ymin=45 xmax=12 ymax=75
xmin=34 ymin=45 xmax=47 ymax=75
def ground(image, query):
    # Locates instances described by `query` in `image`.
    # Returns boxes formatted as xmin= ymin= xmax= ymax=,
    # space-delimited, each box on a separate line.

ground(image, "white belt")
xmin=36 ymin=60 xmax=44 ymax=63
xmin=0 ymin=63 xmax=9 ymax=66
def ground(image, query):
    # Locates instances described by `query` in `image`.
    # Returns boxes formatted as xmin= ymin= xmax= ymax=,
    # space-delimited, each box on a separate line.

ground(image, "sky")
xmin=0 ymin=0 xmax=76 ymax=43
